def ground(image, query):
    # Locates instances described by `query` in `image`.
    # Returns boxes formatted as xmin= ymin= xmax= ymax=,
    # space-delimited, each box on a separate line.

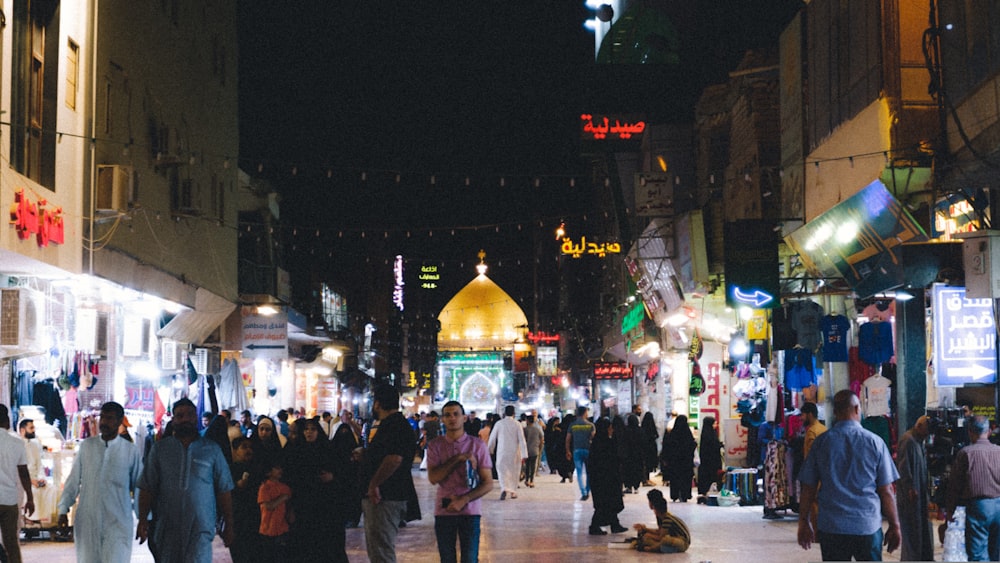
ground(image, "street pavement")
xmin=18 ymin=465 xmax=943 ymax=562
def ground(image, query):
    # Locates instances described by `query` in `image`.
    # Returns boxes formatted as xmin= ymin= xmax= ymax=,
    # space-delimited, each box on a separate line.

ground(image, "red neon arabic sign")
xmin=9 ymin=189 xmax=64 ymax=247
xmin=593 ymin=361 xmax=633 ymax=379
xmin=580 ymin=114 xmax=646 ymax=140
xmin=527 ymin=331 xmax=560 ymax=343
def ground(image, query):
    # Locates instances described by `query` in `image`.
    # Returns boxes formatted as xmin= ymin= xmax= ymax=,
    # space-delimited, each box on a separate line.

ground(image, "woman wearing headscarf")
xmin=329 ymin=414 xmax=363 ymax=527
xmin=620 ymin=414 xmax=646 ymax=494
xmin=586 ymin=417 xmax=628 ymax=535
xmin=204 ymin=414 xmax=233 ymax=463
xmin=283 ymin=418 xmax=348 ymax=562
xmin=545 ymin=416 xmax=568 ymax=481
xmin=558 ymin=413 xmax=576 ymax=483
xmin=697 ymin=416 xmax=724 ymax=503
xmin=640 ymin=412 xmax=659 ymax=485
xmin=251 ymin=416 xmax=285 ymax=477
xmin=660 ymin=415 xmax=696 ymax=502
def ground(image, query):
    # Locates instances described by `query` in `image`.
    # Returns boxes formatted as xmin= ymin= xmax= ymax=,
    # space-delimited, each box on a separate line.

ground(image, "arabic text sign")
xmin=593 ymin=361 xmax=633 ymax=380
xmin=242 ymin=313 xmax=289 ymax=359
xmin=933 ymin=285 xmax=997 ymax=386
xmin=560 ymin=237 xmax=621 ymax=258
xmin=580 ymin=113 xmax=646 ymax=141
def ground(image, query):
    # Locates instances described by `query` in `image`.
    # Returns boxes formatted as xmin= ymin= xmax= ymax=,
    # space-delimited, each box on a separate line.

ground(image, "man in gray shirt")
xmin=523 ymin=415 xmax=544 ymax=487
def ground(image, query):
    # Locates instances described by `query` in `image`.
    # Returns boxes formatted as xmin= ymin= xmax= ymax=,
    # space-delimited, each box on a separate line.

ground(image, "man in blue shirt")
xmin=137 ymin=398 xmax=235 ymax=563
xmin=797 ymin=389 xmax=901 ymax=561
xmin=565 ymin=406 xmax=595 ymax=501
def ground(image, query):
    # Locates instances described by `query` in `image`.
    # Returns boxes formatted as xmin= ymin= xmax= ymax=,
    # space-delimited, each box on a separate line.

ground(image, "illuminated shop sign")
xmin=393 ymin=255 xmax=404 ymax=311
xmin=785 ymin=179 xmax=927 ymax=299
xmin=560 ymin=236 xmax=622 ymax=258
xmin=9 ymin=189 xmax=64 ymax=247
xmin=724 ymin=220 xmax=779 ymax=308
xmin=527 ymin=331 xmax=560 ymax=343
xmin=621 ymin=302 xmax=645 ymax=335
xmin=580 ymin=113 xmax=646 ymax=140
xmin=593 ymin=361 xmax=633 ymax=379
xmin=538 ymin=346 xmax=558 ymax=376
xmin=932 ymin=284 xmax=998 ymax=386
xmin=419 ymin=264 xmax=440 ymax=290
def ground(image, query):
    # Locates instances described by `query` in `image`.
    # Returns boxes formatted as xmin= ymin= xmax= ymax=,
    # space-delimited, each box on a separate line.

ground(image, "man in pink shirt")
xmin=427 ymin=401 xmax=494 ymax=563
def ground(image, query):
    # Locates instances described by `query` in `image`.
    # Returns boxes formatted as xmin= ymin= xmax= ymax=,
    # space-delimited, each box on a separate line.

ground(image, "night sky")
xmin=237 ymin=2 xmax=802 ymax=314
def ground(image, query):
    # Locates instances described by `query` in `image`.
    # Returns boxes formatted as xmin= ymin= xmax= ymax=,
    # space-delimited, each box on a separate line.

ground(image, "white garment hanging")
xmin=862 ymin=374 xmax=892 ymax=417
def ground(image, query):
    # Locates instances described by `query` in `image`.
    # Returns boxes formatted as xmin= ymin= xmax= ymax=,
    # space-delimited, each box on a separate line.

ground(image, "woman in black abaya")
xmin=660 ymin=415 xmax=696 ymax=502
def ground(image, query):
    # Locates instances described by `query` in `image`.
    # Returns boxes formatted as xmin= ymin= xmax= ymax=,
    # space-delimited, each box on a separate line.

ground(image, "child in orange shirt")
xmin=257 ymin=461 xmax=292 ymax=561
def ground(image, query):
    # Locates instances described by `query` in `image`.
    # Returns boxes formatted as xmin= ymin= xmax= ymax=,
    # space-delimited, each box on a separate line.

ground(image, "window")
xmin=65 ymin=39 xmax=77 ymax=109
xmin=11 ymin=0 xmax=59 ymax=189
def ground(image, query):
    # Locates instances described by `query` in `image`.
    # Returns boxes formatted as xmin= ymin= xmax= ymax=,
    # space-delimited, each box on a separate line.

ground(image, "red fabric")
xmin=848 ymin=346 xmax=875 ymax=396
xmin=153 ymin=391 xmax=166 ymax=430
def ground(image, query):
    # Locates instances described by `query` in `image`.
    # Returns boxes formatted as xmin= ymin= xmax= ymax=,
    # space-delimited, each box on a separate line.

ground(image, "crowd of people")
xmin=9 ymin=387 xmax=1000 ymax=561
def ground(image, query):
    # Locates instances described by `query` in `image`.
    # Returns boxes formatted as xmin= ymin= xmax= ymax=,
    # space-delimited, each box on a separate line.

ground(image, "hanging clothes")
xmin=216 ymin=359 xmax=249 ymax=414
xmin=33 ymin=379 xmax=67 ymax=433
xmin=862 ymin=374 xmax=892 ymax=417
xmin=771 ymin=305 xmax=797 ymax=351
xmin=784 ymin=348 xmax=818 ymax=391
xmin=15 ymin=369 xmax=35 ymax=414
xmin=789 ymin=300 xmax=825 ymax=351
xmin=858 ymin=321 xmax=894 ymax=365
xmin=819 ymin=313 xmax=851 ymax=362
xmin=848 ymin=346 xmax=876 ymax=395
xmin=63 ymin=386 xmax=80 ymax=415
xmin=764 ymin=440 xmax=790 ymax=509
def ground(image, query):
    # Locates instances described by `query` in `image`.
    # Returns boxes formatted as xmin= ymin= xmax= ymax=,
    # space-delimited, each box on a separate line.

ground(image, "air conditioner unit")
xmin=161 ymin=339 xmax=178 ymax=370
xmin=96 ymin=165 xmax=132 ymax=212
xmin=0 ymin=288 xmax=43 ymax=349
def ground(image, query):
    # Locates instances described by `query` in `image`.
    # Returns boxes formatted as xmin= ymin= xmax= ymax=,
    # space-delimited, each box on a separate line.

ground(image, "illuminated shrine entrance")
xmin=460 ymin=372 xmax=496 ymax=412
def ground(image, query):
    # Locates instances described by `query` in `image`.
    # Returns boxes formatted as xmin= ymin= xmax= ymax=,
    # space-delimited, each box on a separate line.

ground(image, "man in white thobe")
xmin=487 ymin=405 xmax=527 ymax=500
xmin=19 ymin=418 xmax=58 ymax=526
xmin=57 ymin=401 xmax=143 ymax=563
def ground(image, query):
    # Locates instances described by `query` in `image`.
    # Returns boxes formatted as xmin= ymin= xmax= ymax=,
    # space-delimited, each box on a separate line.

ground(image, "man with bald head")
xmin=797 ymin=390 xmax=901 ymax=560
xmin=896 ymin=415 xmax=932 ymax=561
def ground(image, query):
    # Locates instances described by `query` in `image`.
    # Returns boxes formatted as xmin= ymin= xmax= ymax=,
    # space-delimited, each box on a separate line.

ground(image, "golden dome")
xmin=437 ymin=273 xmax=528 ymax=351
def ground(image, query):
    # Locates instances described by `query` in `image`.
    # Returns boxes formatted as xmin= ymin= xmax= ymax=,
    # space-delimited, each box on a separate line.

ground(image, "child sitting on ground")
xmin=632 ymin=489 xmax=691 ymax=553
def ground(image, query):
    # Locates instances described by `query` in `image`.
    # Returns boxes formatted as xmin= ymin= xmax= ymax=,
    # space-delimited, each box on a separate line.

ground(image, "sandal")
xmin=510 ymin=493 xmax=518 ymax=499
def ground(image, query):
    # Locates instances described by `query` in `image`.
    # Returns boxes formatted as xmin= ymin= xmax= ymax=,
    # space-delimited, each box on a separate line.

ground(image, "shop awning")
xmin=157 ymin=288 xmax=235 ymax=345
xmin=784 ymin=179 xmax=928 ymax=298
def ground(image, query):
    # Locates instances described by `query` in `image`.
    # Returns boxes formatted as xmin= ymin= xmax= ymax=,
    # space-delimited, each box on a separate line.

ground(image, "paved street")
xmin=19 ymin=466 xmax=942 ymax=563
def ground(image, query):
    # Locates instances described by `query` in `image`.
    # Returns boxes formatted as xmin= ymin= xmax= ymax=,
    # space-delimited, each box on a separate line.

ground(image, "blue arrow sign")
xmin=932 ymin=285 xmax=998 ymax=386
xmin=732 ymin=287 xmax=774 ymax=308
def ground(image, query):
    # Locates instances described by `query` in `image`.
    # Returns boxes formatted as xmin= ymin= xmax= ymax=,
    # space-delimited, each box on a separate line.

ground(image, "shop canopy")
xmin=157 ymin=287 xmax=235 ymax=345
xmin=784 ymin=179 xmax=928 ymax=299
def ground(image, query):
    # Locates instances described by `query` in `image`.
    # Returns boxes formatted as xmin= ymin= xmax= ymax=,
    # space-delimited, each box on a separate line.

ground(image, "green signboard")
xmin=621 ymin=301 xmax=645 ymax=335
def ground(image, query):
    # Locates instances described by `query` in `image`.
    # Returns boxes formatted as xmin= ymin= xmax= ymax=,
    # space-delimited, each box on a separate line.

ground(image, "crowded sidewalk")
xmin=19 ymin=465 xmax=942 ymax=562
